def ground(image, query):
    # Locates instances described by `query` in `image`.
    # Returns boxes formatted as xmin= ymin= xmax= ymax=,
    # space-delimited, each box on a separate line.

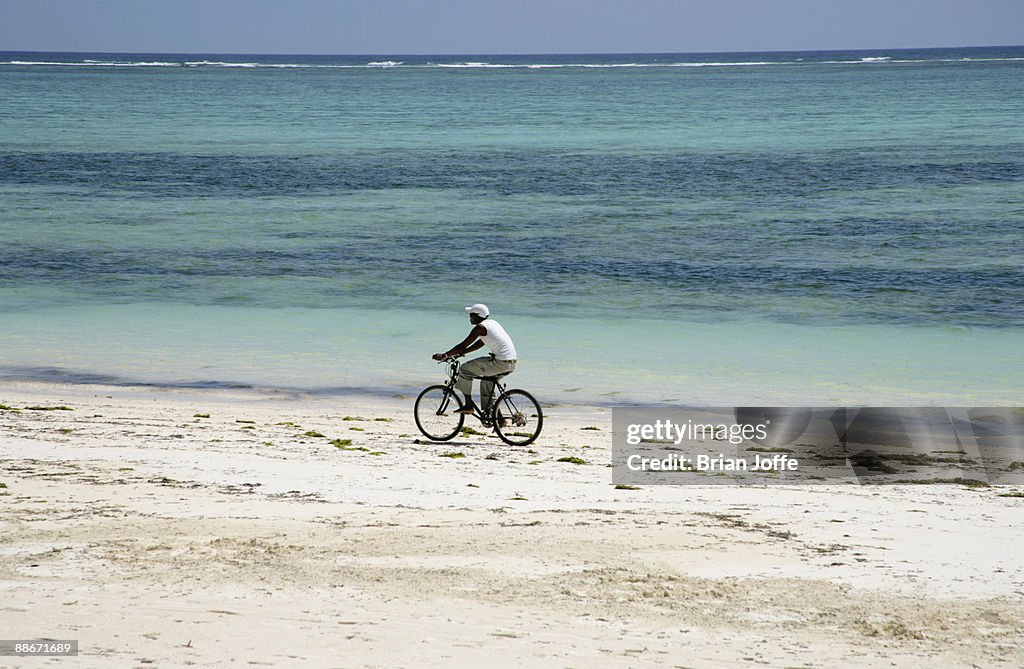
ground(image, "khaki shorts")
xmin=455 ymin=355 xmax=516 ymax=408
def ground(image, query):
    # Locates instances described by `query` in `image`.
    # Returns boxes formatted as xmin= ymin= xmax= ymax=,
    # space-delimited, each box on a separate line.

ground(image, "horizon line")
xmin=2 ymin=43 xmax=1022 ymax=58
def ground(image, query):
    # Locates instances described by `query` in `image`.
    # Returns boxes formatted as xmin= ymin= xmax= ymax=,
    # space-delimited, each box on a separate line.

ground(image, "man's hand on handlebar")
xmin=432 ymin=352 xmax=457 ymax=361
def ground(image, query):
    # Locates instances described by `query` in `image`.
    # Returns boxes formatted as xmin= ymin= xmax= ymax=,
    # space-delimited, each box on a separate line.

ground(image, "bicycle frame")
xmin=439 ymin=358 xmax=507 ymax=423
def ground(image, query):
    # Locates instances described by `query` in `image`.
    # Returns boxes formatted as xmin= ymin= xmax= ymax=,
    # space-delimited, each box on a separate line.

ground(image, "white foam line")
xmin=4 ymin=60 xmax=182 ymax=67
xmin=3 ymin=56 xmax=1022 ymax=70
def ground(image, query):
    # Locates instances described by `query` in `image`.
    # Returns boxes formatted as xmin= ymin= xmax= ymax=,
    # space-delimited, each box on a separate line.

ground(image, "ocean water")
xmin=1 ymin=47 xmax=1022 ymax=405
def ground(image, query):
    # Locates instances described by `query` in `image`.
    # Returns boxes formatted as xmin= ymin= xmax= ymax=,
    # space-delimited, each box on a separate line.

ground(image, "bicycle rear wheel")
xmin=414 ymin=385 xmax=465 ymax=441
xmin=492 ymin=389 xmax=543 ymax=446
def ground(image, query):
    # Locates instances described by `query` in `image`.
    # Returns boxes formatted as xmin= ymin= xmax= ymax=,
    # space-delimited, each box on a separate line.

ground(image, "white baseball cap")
xmin=465 ymin=303 xmax=490 ymax=317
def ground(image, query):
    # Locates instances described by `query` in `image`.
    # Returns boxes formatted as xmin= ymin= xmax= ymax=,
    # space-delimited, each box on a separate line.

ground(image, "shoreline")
xmin=2 ymin=379 xmax=1023 ymax=666
xmin=5 ymin=303 xmax=1024 ymax=408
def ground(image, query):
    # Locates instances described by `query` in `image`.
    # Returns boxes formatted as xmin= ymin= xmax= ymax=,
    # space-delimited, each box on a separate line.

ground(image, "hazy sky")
xmin=1 ymin=0 xmax=1023 ymax=55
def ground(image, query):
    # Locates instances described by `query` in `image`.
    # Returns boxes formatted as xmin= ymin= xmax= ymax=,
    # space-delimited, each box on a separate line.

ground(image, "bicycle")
xmin=414 ymin=358 xmax=544 ymax=447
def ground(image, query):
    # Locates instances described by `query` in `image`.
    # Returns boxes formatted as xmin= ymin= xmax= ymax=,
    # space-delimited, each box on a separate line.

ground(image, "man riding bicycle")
xmin=432 ymin=304 xmax=518 ymax=416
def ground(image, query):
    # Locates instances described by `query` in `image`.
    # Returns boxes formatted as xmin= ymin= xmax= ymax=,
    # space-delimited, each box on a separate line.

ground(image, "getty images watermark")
xmin=612 ymin=407 xmax=1024 ymax=486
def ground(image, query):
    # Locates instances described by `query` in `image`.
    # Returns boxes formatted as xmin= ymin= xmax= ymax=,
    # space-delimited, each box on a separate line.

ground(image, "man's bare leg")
xmin=455 ymin=393 xmax=476 ymax=414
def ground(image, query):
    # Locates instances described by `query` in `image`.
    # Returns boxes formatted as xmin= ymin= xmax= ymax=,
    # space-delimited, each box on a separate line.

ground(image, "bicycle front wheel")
xmin=414 ymin=385 xmax=465 ymax=441
xmin=492 ymin=389 xmax=543 ymax=446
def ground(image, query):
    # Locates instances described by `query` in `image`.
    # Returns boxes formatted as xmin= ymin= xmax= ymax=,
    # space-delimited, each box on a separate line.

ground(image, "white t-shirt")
xmin=480 ymin=319 xmax=517 ymax=361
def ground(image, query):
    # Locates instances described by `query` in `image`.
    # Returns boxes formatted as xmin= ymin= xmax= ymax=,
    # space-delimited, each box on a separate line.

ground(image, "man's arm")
xmin=433 ymin=325 xmax=487 ymax=360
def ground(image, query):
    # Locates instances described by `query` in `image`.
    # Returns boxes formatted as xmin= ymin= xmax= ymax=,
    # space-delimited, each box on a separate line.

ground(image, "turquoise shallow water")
xmin=3 ymin=304 xmax=1022 ymax=406
xmin=1 ymin=48 xmax=1022 ymax=404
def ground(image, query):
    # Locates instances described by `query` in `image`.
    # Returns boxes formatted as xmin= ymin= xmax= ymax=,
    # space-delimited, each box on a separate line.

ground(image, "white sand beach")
xmin=2 ymin=381 xmax=1023 ymax=668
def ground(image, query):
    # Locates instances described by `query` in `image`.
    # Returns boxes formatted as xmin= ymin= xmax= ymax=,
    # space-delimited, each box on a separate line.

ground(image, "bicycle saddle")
xmin=479 ymin=372 xmax=514 ymax=381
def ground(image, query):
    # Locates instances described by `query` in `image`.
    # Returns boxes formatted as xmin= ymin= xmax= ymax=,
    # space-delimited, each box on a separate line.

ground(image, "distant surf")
xmin=4 ymin=51 xmax=1024 ymax=70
